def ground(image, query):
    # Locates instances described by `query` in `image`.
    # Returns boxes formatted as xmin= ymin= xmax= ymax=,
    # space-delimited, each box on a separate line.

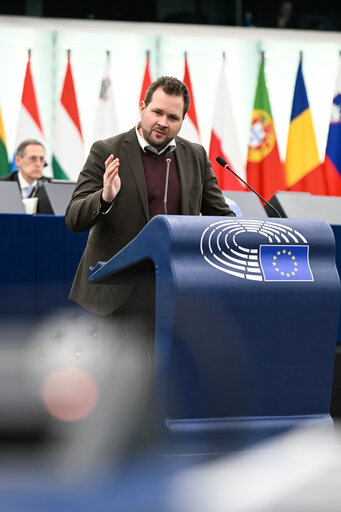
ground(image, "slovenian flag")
xmin=323 ymin=55 xmax=341 ymax=195
xmin=285 ymin=54 xmax=327 ymax=194
xmin=52 ymin=50 xmax=84 ymax=181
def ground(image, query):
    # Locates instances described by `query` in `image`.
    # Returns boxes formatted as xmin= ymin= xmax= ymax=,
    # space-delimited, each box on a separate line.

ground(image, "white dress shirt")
xmin=18 ymin=173 xmax=37 ymax=198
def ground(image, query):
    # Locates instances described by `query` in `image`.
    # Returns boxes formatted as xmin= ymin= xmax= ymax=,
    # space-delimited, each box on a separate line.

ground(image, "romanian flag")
xmin=52 ymin=50 xmax=84 ymax=181
xmin=0 ymin=104 xmax=9 ymax=176
xmin=323 ymin=55 xmax=341 ymax=196
xmin=246 ymin=54 xmax=285 ymax=201
xmin=285 ymin=55 xmax=327 ymax=194
xmin=209 ymin=54 xmax=245 ymax=190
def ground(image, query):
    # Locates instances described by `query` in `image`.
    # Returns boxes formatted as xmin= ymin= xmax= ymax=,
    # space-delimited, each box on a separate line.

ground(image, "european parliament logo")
xmin=200 ymin=219 xmax=314 ymax=282
xmin=260 ymin=245 xmax=313 ymax=281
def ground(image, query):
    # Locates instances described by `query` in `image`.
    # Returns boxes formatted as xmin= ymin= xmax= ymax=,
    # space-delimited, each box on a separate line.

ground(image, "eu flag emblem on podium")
xmin=260 ymin=245 xmax=313 ymax=281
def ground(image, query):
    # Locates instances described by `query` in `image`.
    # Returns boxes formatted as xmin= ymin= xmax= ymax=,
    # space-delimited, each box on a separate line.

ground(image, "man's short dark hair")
xmin=144 ymin=76 xmax=190 ymax=118
xmin=16 ymin=139 xmax=45 ymax=158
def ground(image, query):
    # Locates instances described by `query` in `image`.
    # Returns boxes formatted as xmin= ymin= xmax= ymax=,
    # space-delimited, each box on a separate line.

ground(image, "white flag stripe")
xmin=93 ymin=53 xmax=119 ymax=141
xmin=53 ymin=105 xmax=84 ymax=182
xmin=212 ymin=63 xmax=244 ymax=179
xmin=15 ymin=107 xmax=44 ymax=145
xmin=180 ymin=117 xmax=200 ymax=143
xmin=52 ymin=52 xmax=84 ymax=181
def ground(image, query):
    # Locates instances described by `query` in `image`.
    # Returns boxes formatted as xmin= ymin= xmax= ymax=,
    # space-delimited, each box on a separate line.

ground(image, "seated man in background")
xmin=0 ymin=139 xmax=52 ymax=213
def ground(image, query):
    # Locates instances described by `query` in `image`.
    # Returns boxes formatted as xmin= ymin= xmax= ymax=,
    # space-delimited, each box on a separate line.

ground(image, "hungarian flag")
xmin=52 ymin=50 xmax=84 ymax=181
xmin=181 ymin=53 xmax=200 ymax=143
xmin=323 ymin=55 xmax=341 ymax=195
xmin=139 ymin=50 xmax=152 ymax=103
xmin=246 ymin=54 xmax=285 ymax=201
xmin=285 ymin=55 xmax=327 ymax=194
xmin=0 ymin=104 xmax=9 ymax=176
xmin=93 ymin=50 xmax=119 ymax=141
xmin=12 ymin=49 xmax=47 ymax=172
xmin=209 ymin=55 xmax=245 ymax=190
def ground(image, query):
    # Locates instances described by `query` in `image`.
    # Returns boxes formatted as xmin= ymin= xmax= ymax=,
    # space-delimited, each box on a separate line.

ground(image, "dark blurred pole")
xmin=235 ymin=0 xmax=242 ymax=26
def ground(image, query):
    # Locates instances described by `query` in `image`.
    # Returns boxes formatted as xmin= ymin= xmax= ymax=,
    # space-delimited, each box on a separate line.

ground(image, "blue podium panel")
xmin=0 ymin=214 xmax=88 ymax=324
xmin=34 ymin=215 xmax=65 ymax=317
xmin=34 ymin=216 xmax=88 ymax=316
xmin=90 ymin=216 xmax=340 ymax=452
xmin=63 ymin=221 xmax=89 ymax=302
xmin=331 ymin=224 xmax=341 ymax=344
xmin=0 ymin=213 xmax=35 ymax=319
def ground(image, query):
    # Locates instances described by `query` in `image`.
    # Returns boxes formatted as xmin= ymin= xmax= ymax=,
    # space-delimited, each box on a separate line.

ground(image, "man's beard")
xmin=141 ymin=125 xmax=170 ymax=151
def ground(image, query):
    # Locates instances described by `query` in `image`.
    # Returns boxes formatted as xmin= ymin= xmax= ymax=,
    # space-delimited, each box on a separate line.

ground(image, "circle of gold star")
xmin=272 ymin=249 xmax=298 ymax=277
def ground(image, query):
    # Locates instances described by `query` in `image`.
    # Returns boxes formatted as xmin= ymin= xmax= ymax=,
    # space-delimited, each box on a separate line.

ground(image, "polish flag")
xmin=209 ymin=56 xmax=245 ymax=190
xmin=52 ymin=50 xmax=84 ymax=181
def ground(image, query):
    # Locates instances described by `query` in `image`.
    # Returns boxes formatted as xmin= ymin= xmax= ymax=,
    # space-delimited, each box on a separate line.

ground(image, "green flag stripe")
xmin=254 ymin=57 xmax=272 ymax=116
xmin=52 ymin=156 xmax=70 ymax=180
xmin=0 ymin=138 xmax=9 ymax=177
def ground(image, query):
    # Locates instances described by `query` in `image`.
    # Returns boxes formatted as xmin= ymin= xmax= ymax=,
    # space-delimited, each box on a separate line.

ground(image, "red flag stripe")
xmin=209 ymin=131 xmax=245 ymax=191
xmin=60 ymin=53 xmax=83 ymax=140
xmin=183 ymin=55 xmax=200 ymax=133
xmin=22 ymin=54 xmax=44 ymax=134
xmin=139 ymin=52 xmax=152 ymax=103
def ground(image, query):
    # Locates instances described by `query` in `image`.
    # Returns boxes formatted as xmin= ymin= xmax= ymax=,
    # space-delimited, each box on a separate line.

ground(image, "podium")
xmin=89 ymin=215 xmax=341 ymax=454
xmin=0 ymin=213 xmax=88 ymax=321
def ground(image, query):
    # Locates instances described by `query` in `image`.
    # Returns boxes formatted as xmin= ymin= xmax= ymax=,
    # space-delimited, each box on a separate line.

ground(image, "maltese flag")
xmin=93 ymin=50 xmax=119 ymax=141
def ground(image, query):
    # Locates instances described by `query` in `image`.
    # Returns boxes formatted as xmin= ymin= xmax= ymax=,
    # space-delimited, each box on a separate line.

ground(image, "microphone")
xmin=216 ymin=156 xmax=282 ymax=218
xmin=163 ymin=150 xmax=172 ymax=215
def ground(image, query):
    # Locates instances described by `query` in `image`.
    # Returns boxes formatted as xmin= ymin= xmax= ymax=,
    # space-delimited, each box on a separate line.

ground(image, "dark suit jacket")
xmin=65 ymin=128 xmax=235 ymax=315
xmin=0 ymin=171 xmax=53 ymax=214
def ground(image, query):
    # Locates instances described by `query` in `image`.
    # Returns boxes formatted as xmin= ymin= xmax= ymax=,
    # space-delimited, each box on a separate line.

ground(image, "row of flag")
xmin=212 ymin=51 xmax=341 ymax=200
xmin=1 ymin=49 xmax=341 ymax=201
xmin=0 ymin=49 xmax=85 ymax=182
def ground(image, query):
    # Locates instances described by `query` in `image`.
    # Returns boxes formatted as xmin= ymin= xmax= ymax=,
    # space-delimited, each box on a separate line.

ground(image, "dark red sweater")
xmin=141 ymin=150 xmax=181 ymax=218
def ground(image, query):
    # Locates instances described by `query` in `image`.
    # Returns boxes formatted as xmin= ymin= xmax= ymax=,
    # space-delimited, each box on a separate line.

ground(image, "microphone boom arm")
xmin=216 ymin=156 xmax=281 ymax=218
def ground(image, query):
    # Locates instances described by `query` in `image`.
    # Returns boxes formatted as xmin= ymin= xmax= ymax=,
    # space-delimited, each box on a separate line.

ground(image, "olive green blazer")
xmin=65 ymin=128 xmax=235 ymax=315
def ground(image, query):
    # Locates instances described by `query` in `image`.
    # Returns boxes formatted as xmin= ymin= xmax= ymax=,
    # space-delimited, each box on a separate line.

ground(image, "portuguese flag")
xmin=246 ymin=53 xmax=285 ymax=201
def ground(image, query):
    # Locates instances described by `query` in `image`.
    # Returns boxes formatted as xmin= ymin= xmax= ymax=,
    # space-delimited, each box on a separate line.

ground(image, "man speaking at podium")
xmin=65 ymin=76 xmax=235 ymax=415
